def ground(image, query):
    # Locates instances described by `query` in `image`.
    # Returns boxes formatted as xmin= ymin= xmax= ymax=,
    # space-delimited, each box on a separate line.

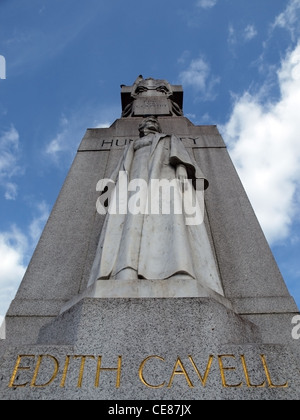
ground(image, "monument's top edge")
xmin=120 ymin=75 xmax=183 ymax=92
xmin=120 ymin=84 xmax=183 ymax=94
xmin=120 ymin=75 xmax=183 ymax=118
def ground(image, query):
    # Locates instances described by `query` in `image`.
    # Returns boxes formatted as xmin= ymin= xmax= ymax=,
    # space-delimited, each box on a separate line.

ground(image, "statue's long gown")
xmin=88 ymin=132 xmax=224 ymax=295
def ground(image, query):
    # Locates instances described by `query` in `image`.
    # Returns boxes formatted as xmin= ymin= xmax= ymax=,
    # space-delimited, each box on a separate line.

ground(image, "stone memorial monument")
xmin=0 ymin=76 xmax=299 ymax=400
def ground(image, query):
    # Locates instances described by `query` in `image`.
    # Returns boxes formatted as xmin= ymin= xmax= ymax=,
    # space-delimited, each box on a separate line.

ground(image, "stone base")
xmin=0 ymin=297 xmax=299 ymax=399
xmin=61 ymin=279 xmax=233 ymax=314
xmin=38 ymin=297 xmax=259 ymax=348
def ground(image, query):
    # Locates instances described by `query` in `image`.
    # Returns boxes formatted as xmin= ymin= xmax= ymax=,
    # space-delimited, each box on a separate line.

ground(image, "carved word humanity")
xmin=8 ymin=354 xmax=288 ymax=389
xmin=96 ymin=137 xmax=204 ymax=149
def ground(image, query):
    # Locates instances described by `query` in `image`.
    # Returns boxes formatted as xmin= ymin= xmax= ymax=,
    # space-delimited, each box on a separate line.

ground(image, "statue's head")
xmin=138 ymin=116 xmax=162 ymax=137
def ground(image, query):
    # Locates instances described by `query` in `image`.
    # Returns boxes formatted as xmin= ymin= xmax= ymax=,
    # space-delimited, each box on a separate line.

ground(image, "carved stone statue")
xmin=88 ymin=116 xmax=224 ymax=296
xmin=121 ymin=75 xmax=183 ymax=117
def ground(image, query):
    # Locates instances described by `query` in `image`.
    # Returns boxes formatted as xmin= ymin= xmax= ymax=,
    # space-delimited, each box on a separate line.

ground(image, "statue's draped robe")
xmin=88 ymin=133 xmax=224 ymax=295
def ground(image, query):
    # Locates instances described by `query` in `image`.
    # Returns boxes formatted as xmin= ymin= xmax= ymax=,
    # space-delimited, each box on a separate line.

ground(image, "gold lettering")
xmin=188 ymin=355 xmax=213 ymax=387
xmin=9 ymin=352 xmax=289 ymax=392
xmin=138 ymin=356 xmax=166 ymax=389
xmin=8 ymin=355 xmax=35 ymax=388
xmin=240 ymin=355 xmax=266 ymax=388
xmin=167 ymin=357 xmax=193 ymax=388
xmin=218 ymin=355 xmax=243 ymax=388
xmin=95 ymin=356 xmax=122 ymax=389
xmin=73 ymin=355 xmax=95 ymax=388
xmin=30 ymin=355 xmax=59 ymax=387
xmin=260 ymin=355 xmax=288 ymax=388
xmin=60 ymin=355 xmax=71 ymax=388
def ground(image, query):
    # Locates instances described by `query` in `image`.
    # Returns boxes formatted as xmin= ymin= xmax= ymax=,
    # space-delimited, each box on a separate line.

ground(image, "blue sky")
xmin=1 ymin=0 xmax=300 ymax=324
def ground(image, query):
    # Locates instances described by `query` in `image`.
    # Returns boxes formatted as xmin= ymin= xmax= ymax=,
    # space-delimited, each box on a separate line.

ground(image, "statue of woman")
xmin=88 ymin=116 xmax=224 ymax=296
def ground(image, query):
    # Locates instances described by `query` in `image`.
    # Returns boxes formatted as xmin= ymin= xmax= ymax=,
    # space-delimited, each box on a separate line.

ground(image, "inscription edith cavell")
xmin=8 ymin=353 xmax=288 ymax=390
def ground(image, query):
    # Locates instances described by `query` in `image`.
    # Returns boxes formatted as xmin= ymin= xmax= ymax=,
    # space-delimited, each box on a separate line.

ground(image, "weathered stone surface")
xmin=37 ymin=298 xmax=258 ymax=348
xmin=61 ymin=279 xmax=232 ymax=314
xmin=0 ymin=298 xmax=299 ymax=400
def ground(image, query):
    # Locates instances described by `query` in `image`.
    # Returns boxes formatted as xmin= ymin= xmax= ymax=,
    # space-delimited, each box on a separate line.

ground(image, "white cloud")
xmin=4 ymin=182 xmax=18 ymax=200
xmin=227 ymin=24 xmax=236 ymax=46
xmin=178 ymin=56 xmax=220 ymax=100
xmin=221 ymin=41 xmax=300 ymax=244
xmin=29 ymin=201 xmax=50 ymax=244
xmin=95 ymin=122 xmax=111 ymax=129
xmin=46 ymin=135 xmax=63 ymax=156
xmin=45 ymin=115 xmax=69 ymax=158
xmin=177 ymin=50 xmax=191 ymax=65
xmin=228 ymin=24 xmax=257 ymax=49
xmin=46 ymin=105 xmax=120 ymax=162
xmin=272 ymin=0 xmax=300 ymax=41
xmin=199 ymin=112 xmax=212 ymax=124
xmin=0 ymin=226 xmax=27 ymax=319
xmin=196 ymin=0 xmax=217 ymax=9
xmin=244 ymin=25 xmax=258 ymax=41
xmin=0 ymin=126 xmax=22 ymax=200
xmin=185 ymin=113 xmax=197 ymax=121
xmin=0 ymin=201 xmax=50 ymax=320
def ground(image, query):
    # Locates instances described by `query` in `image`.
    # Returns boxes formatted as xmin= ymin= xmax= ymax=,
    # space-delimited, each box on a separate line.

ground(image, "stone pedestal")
xmin=1 ymin=297 xmax=299 ymax=400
